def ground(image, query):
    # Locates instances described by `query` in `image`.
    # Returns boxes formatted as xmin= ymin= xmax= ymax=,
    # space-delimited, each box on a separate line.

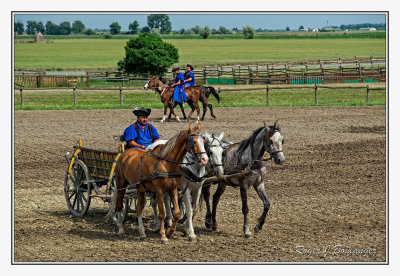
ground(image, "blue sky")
xmin=13 ymin=13 xmax=386 ymax=31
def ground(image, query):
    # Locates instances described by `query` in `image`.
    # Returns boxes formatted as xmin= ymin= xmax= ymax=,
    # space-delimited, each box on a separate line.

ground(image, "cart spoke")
xmin=72 ymin=192 xmax=78 ymax=209
xmin=68 ymin=190 xmax=77 ymax=200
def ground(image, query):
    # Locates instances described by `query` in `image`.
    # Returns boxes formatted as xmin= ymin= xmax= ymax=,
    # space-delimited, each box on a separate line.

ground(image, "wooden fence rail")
xmin=14 ymin=56 xmax=386 ymax=88
xmin=15 ymin=84 xmax=385 ymax=108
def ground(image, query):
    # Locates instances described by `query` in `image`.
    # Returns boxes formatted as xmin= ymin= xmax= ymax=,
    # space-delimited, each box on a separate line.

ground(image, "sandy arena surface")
xmin=13 ymin=105 xmax=386 ymax=263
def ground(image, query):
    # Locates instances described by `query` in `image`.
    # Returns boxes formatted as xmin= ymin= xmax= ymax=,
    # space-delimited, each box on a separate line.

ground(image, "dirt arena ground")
xmin=13 ymin=105 xmax=386 ymax=263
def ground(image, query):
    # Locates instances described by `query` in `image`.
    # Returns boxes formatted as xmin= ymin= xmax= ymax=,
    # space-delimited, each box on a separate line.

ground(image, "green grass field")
xmin=14 ymin=87 xmax=385 ymax=111
xmin=14 ymin=38 xmax=386 ymax=70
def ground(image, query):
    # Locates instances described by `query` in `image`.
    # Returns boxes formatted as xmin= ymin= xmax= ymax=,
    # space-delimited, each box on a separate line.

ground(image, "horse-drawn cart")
xmin=64 ymin=140 xmax=134 ymax=222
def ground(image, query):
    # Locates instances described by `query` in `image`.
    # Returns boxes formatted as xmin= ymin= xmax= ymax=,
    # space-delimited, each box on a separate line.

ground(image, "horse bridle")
xmin=187 ymin=133 xmax=207 ymax=162
xmin=264 ymin=130 xmax=284 ymax=159
xmin=205 ymin=134 xmax=224 ymax=169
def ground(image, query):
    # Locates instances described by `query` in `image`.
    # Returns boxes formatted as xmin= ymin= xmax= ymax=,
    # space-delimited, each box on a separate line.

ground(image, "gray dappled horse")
xmin=202 ymin=121 xmax=285 ymax=238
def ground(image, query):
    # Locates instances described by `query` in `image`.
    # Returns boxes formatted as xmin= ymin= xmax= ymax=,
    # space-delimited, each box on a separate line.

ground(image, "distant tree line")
xmin=14 ymin=15 xmax=385 ymax=37
xmin=339 ymin=23 xmax=386 ymax=30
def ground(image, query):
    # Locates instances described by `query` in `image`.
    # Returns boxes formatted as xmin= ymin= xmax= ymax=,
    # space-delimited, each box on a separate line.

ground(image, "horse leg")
xmin=150 ymin=193 xmax=161 ymax=232
xmin=166 ymin=188 xmax=180 ymax=239
xmin=191 ymin=183 xmax=203 ymax=219
xmin=253 ymin=182 xmax=270 ymax=234
xmin=156 ymin=190 xmax=169 ymax=244
xmin=136 ymin=190 xmax=147 ymax=239
xmin=211 ymin=182 xmax=227 ymax=231
xmin=161 ymin=102 xmax=169 ymax=123
xmin=194 ymin=103 xmax=201 ymax=123
xmin=186 ymin=101 xmax=195 ymax=121
xmin=240 ymin=184 xmax=252 ymax=238
xmin=182 ymin=186 xmax=196 ymax=241
xmin=179 ymin=103 xmax=187 ymax=120
xmin=208 ymin=104 xmax=216 ymax=119
xmin=164 ymin=192 xmax=173 ymax=228
xmin=201 ymin=103 xmax=207 ymax=121
xmin=171 ymin=102 xmax=181 ymax=122
xmin=202 ymin=185 xmax=212 ymax=229
xmin=167 ymin=109 xmax=172 ymax=121
xmin=116 ymin=189 xmax=126 ymax=235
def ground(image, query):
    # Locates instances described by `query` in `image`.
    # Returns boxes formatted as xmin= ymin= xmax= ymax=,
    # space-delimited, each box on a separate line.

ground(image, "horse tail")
xmin=105 ymin=187 xmax=118 ymax=222
xmin=104 ymin=163 xmax=121 ymax=222
xmin=208 ymin=86 xmax=221 ymax=104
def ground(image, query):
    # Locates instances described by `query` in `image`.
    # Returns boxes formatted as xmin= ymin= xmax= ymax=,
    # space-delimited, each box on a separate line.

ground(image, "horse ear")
xmin=188 ymin=122 xmax=194 ymax=133
xmin=274 ymin=120 xmax=280 ymax=130
xmin=264 ymin=121 xmax=270 ymax=132
xmin=218 ymin=132 xmax=224 ymax=140
xmin=197 ymin=123 xmax=202 ymax=132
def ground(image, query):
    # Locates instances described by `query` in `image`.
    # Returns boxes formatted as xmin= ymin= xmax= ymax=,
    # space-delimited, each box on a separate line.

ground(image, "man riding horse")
xmin=183 ymin=64 xmax=195 ymax=88
xmin=123 ymin=107 xmax=160 ymax=150
xmin=170 ymin=67 xmax=187 ymax=105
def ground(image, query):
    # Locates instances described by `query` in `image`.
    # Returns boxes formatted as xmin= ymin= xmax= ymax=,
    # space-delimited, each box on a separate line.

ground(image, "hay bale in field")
xmin=34 ymin=32 xmax=45 ymax=43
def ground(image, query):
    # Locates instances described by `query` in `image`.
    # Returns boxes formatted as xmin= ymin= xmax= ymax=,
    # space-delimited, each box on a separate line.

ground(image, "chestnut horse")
xmin=106 ymin=123 xmax=208 ymax=244
xmin=144 ymin=76 xmax=217 ymax=123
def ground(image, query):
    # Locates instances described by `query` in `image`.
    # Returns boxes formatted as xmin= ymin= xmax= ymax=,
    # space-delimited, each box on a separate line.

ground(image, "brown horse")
xmin=106 ymin=123 xmax=208 ymax=244
xmin=144 ymin=76 xmax=216 ymax=123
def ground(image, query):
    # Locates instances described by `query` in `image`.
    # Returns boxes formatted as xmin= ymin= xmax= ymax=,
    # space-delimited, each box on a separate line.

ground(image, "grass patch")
xmin=13 ymin=87 xmax=386 ymax=111
xmin=14 ymin=38 xmax=386 ymax=70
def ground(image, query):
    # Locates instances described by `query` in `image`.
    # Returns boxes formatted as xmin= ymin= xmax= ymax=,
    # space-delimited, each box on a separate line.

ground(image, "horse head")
xmin=187 ymin=123 xmax=208 ymax=167
xmin=263 ymin=120 xmax=285 ymax=165
xmin=144 ymin=76 xmax=164 ymax=90
xmin=204 ymin=131 xmax=225 ymax=176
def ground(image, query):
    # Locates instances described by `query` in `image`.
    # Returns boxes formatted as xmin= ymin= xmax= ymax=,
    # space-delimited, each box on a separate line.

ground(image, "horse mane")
xmin=158 ymin=130 xmax=188 ymax=158
xmin=236 ymin=127 xmax=265 ymax=154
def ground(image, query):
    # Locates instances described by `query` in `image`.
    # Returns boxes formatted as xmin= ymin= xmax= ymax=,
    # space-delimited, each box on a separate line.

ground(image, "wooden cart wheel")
xmin=64 ymin=159 xmax=92 ymax=217
xmin=107 ymin=176 xmax=128 ymax=225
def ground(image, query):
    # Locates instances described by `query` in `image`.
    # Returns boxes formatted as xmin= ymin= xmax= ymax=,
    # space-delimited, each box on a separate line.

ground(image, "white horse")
xmin=152 ymin=132 xmax=225 ymax=242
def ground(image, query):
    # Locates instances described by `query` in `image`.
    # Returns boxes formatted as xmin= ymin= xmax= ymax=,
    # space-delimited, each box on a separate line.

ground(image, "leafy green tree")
xmin=140 ymin=26 xmax=150 ymax=33
xmin=179 ymin=28 xmax=185 ymax=34
xmin=72 ymin=20 xmax=85 ymax=34
xmin=14 ymin=22 xmax=24 ymax=34
xmin=219 ymin=26 xmax=230 ymax=34
xmin=199 ymin=26 xmax=210 ymax=39
xmin=36 ymin=22 xmax=45 ymax=33
xmin=191 ymin=25 xmax=202 ymax=34
xmin=59 ymin=21 xmax=71 ymax=35
xmin=109 ymin=22 xmax=121 ymax=35
xmin=286 ymin=26 xmax=290 ymax=32
xmin=147 ymin=14 xmax=172 ymax=34
xmin=85 ymin=28 xmax=96 ymax=35
xmin=26 ymin=20 xmax=37 ymax=35
xmin=150 ymin=28 xmax=161 ymax=36
xmin=299 ymin=25 xmax=304 ymax=31
xmin=242 ymin=26 xmax=255 ymax=39
xmin=128 ymin=20 xmax=140 ymax=34
xmin=45 ymin=21 xmax=60 ymax=35
xmin=118 ymin=33 xmax=179 ymax=75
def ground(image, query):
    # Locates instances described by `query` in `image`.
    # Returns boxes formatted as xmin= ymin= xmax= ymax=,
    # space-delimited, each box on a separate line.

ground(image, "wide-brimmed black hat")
xmin=172 ymin=67 xmax=180 ymax=72
xmin=186 ymin=64 xmax=194 ymax=70
xmin=133 ymin=107 xmax=151 ymax=117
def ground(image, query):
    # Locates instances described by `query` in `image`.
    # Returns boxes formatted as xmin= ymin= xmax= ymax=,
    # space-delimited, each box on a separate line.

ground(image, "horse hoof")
xmin=245 ymin=233 xmax=252 ymax=239
xmin=118 ymin=229 xmax=125 ymax=235
xmin=211 ymin=115 xmax=216 ymax=119
xmin=254 ymin=225 xmax=261 ymax=235
xmin=212 ymin=225 xmax=218 ymax=231
xmin=140 ymin=235 xmax=147 ymax=240
xmin=188 ymin=235 xmax=197 ymax=242
xmin=161 ymin=238 xmax=169 ymax=245
xmin=205 ymin=222 xmax=212 ymax=230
